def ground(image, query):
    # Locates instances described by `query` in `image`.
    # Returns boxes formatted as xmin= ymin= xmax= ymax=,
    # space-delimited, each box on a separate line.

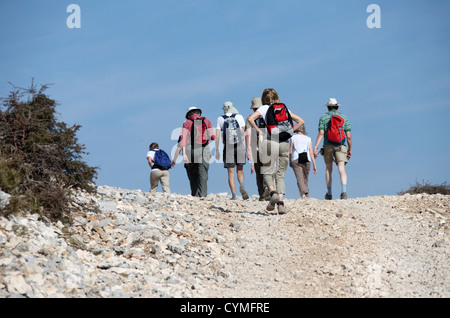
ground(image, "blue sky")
xmin=1 ymin=0 xmax=449 ymax=199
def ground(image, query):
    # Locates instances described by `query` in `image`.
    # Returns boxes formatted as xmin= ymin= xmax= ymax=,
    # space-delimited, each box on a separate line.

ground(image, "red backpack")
xmin=265 ymin=103 xmax=294 ymax=142
xmin=326 ymin=112 xmax=346 ymax=145
xmin=189 ymin=117 xmax=210 ymax=146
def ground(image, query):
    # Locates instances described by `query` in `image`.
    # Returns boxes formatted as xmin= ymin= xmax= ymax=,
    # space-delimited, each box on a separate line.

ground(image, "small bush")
xmin=0 ymin=80 xmax=98 ymax=222
xmin=398 ymin=180 xmax=450 ymax=195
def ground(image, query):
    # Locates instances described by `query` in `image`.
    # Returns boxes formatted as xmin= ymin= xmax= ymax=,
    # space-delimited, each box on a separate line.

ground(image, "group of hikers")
xmin=146 ymin=88 xmax=352 ymax=214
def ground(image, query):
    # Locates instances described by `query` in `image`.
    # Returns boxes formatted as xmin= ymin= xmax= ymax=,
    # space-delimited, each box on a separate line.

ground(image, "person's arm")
xmin=309 ymin=141 xmax=317 ymax=174
xmin=313 ymin=130 xmax=324 ymax=158
xmin=290 ymin=112 xmax=305 ymax=132
xmin=247 ymin=111 xmax=263 ymax=135
xmin=215 ymin=128 xmax=221 ymax=160
xmin=346 ymin=131 xmax=352 ymax=159
xmin=289 ymin=139 xmax=294 ymax=167
xmin=204 ymin=117 xmax=216 ymax=141
xmin=172 ymin=146 xmax=181 ymax=167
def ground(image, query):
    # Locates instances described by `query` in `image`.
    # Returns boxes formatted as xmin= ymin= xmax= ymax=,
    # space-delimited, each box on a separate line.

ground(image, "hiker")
xmin=179 ymin=106 xmax=215 ymax=197
xmin=247 ymin=88 xmax=305 ymax=214
xmin=313 ymin=98 xmax=352 ymax=200
xmin=246 ymin=97 xmax=269 ymax=201
xmin=215 ymin=101 xmax=249 ymax=200
xmin=290 ymin=124 xmax=317 ymax=199
xmin=146 ymin=142 xmax=171 ymax=193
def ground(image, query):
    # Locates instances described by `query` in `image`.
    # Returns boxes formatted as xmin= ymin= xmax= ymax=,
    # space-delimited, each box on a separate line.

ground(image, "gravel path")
xmin=0 ymin=186 xmax=448 ymax=298
xmin=205 ymin=194 xmax=449 ymax=298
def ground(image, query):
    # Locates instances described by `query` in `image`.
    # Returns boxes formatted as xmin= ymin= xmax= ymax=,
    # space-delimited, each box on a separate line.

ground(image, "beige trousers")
xmin=259 ymin=139 xmax=290 ymax=194
xmin=150 ymin=169 xmax=170 ymax=193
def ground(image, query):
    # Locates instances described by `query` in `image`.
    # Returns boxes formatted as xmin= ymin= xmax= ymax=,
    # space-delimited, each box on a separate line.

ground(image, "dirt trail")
xmin=204 ymin=194 xmax=449 ymax=298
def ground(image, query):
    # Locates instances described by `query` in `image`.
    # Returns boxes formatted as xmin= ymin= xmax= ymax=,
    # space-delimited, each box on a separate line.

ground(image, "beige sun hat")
xmin=222 ymin=101 xmax=239 ymax=114
xmin=185 ymin=106 xmax=202 ymax=119
xmin=325 ymin=98 xmax=340 ymax=107
xmin=250 ymin=97 xmax=262 ymax=109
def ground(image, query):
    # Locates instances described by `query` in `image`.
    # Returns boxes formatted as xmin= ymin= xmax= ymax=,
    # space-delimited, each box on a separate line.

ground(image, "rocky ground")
xmin=0 ymin=185 xmax=448 ymax=298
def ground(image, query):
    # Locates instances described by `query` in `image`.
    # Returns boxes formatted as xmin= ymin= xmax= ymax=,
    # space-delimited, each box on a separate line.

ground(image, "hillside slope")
xmin=0 ymin=186 xmax=448 ymax=298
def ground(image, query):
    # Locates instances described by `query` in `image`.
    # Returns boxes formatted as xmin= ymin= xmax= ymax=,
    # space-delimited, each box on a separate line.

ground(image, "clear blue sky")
xmin=1 ymin=0 xmax=449 ymax=199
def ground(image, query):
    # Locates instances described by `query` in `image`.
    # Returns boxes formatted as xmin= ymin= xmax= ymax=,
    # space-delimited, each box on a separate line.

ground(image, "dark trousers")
xmin=254 ymin=153 xmax=265 ymax=197
xmin=186 ymin=145 xmax=210 ymax=197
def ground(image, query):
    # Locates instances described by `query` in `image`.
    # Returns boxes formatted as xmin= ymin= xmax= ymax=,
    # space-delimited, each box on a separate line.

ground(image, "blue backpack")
xmin=153 ymin=150 xmax=172 ymax=170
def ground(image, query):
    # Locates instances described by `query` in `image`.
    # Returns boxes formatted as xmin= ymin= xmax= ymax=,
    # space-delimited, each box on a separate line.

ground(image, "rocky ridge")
xmin=0 ymin=185 xmax=448 ymax=298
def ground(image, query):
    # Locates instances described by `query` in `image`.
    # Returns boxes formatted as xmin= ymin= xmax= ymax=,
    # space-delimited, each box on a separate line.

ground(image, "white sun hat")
xmin=185 ymin=106 xmax=202 ymax=119
xmin=325 ymin=98 xmax=340 ymax=107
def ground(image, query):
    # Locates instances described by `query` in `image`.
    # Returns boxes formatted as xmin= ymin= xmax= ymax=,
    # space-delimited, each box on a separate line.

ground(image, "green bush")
xmin=398 ymin=180 xmax=450 ymax=195
xmin=0 ymin=80 xmax=98 ymax=222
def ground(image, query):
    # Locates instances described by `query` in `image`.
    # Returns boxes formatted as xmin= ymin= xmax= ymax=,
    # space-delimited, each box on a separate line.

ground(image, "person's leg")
xmin=150 ymin=171 xmax=160 ymax=193
xmin=325 ymin=162 xmax=333 ymax=199
xmin=337 ymin=161 xmax=347 ymax=186
xmin=291 ymin=162 xmax=303 ymax=197
xmin=274 ymin=141 xmax=289 ymax=214
xmin=160 ymin=170 xmax=171 ymax=193
xmin=227 ymin=166 xmax=236 ymax=199
xmin=197 ymin=147 xmax=210 ymax=197
xmin=302 ymin=162 xmax=311 ymax=197
xmin=260 ymin=139 xmax=279 ymax=210
xmin=255 ymin=160 xmax=265 ymax=199
xmin=337 ymin=161 xmax=347 ymax=199
xmin=236 ymin=165 xmax=249 ymax=200
xmin=334 ymin=145 xmax=348 ymax=199
xmin=260 ymin=139 xmax=276 ymax=193
xmin=323 ymin=146 xmax=334 ymax=199
xmin=187 ymin=163 xmax=199 ymax=196
xmin=275 ymin=141 xmax=290 ymax=202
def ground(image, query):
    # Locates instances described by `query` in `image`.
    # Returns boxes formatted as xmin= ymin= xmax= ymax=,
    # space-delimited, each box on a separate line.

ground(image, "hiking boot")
xmin=325 ymin=193 xmax=332 ymax=200
xmin=269 ymin=191 xmax=280 ymax=205
xmin=266 ymin=201 xmax=276 ymax=211
xmin=266 ymin=191 xmax=279 ymax=212
xmin=277 ymin=201 xmax=287 ymax=215
xmin=340 ymin=192 xmax=347 ymax=200
xmin=240 ymin=185 xmax=249 ymax=200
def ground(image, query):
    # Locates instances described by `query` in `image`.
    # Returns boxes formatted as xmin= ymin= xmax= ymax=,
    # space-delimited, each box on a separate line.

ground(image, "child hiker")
xmin=290 ymin=124 xmax=317 ymax=199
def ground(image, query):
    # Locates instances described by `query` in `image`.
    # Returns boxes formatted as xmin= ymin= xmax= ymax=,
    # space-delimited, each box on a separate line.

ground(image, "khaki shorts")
xmin=323 ymin=145 xmax=348 ymax=165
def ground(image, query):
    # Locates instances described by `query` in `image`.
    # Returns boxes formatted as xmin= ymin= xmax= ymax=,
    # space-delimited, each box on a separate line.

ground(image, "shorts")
xmin=323 ymin=145 xmax=348 ymax=165
xmin=223 ymin=143 xmax=246 ymax=168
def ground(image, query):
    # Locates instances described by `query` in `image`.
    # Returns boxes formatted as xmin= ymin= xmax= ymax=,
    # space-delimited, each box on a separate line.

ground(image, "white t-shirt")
xmin=256 ymin=105 xmax=270 ymax=124
xmin=291 ymin=134 xmax=312 ymax=162
xmin=146 ymin=149 xmax=160 ymax=171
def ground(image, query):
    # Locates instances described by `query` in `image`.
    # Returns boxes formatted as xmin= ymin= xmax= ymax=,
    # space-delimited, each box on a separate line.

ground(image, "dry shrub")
xmin=0 ymin=80 xmax=97 ymax=222
xmin=399 ymin=180 xmax=450 ymax=195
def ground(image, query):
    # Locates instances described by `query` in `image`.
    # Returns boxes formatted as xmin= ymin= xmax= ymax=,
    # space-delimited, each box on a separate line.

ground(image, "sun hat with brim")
xmin=186 ymin=106 xmax=202 ymax=119
xmin=325 ymin=98 xmax=340 ymax=107
xmin=250 ymin=97 xmax=262 ymax=109
xmin=222 ymin=101 xmax=239 ymax=114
